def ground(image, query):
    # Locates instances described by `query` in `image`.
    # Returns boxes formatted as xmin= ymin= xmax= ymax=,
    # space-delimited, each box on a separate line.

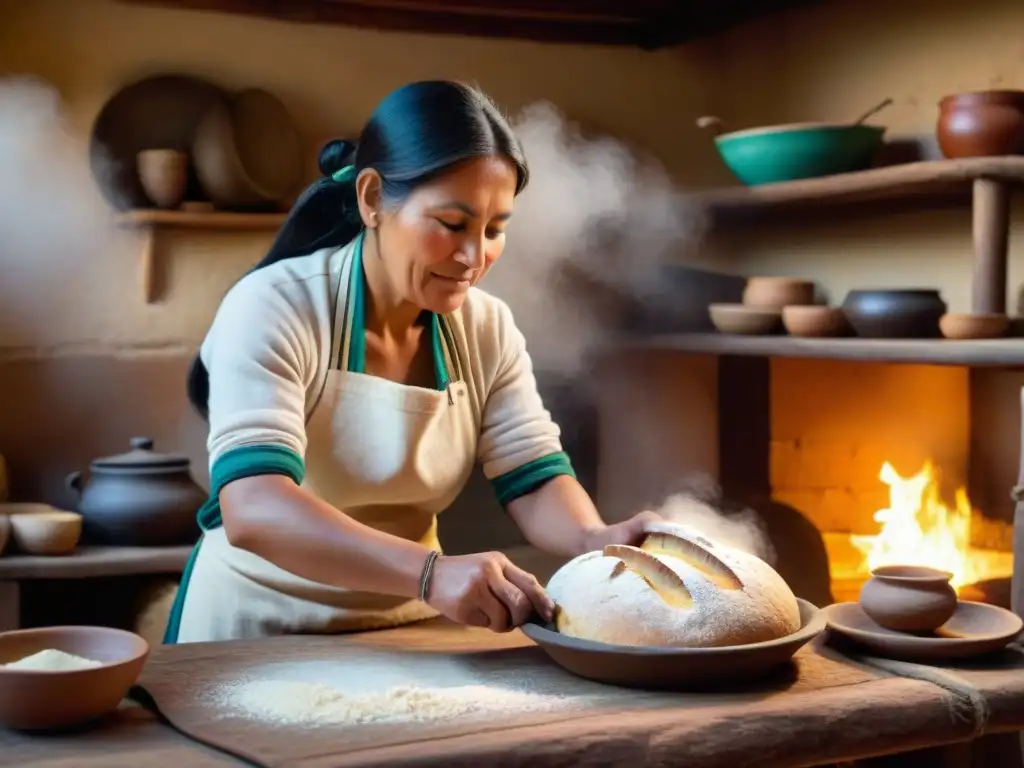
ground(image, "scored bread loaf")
xmin=546 ymin=520 xmax=801 ymax=648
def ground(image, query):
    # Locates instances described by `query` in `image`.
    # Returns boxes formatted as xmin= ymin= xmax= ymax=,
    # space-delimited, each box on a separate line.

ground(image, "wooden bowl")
xmin=521 ymin=599 xmax=825 ymax=690
xmin=742 ymin=277 xmax=815 ymax=309
xmin=709 ymin=303 xmax=782 ymax=335
xmin=8 ymin=507 xmax=81 ymax=556
xmin=782 ymin=306 xmax=848 ymax=338
xmin=0 ymin=626 xmax=149 ymax=730
xmin=939 ymin=312 xmax=1009 ymax=339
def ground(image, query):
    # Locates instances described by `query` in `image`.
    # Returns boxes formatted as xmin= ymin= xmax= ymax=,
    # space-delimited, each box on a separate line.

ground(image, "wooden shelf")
xmin=0 ymin=545 xmax=192 ymax=580
xmin=117 ymin=209 xmax=286 ymax=304
xmin=697 ymin=157 xmax=1024 ymax=213
xmin=635 ymin=333 xmax=1024 ymax=368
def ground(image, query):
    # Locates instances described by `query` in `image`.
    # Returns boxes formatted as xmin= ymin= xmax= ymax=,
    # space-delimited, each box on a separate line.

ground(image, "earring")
xmin=368 ymin=212 xmax=378 ymax=228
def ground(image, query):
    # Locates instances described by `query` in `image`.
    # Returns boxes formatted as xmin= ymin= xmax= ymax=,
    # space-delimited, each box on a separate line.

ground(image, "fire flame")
xmin=850 ymin=461 xmax=1000 ymax=591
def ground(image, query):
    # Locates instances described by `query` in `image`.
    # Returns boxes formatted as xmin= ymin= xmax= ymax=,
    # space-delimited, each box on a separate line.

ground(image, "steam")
xmin=0 ymin=76 xmax=133 ymax=347
xmin=490 ymin=102 xmax=707 ymax=381
xmin=491 ymin=103 xmax=775 ymax=563
xmin=652 ymin=492 xmax=776 ymax=565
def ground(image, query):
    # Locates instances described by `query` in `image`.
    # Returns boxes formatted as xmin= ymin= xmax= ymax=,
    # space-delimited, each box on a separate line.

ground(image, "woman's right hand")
xmin=425 ymin=552 xmax=555 ymax=632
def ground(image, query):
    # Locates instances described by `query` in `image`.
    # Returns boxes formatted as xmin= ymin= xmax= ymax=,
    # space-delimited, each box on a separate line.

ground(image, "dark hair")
xmin=188 ymin=80 xmax=529 ymax=420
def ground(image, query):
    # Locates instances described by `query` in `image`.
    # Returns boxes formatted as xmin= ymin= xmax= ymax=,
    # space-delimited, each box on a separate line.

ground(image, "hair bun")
xmin=318 ymin=139 xmax=358 ymax=177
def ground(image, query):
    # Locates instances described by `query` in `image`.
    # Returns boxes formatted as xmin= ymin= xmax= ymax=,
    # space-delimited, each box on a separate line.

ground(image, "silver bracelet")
xmin=419 ymin=550 xmax=440 ymax=602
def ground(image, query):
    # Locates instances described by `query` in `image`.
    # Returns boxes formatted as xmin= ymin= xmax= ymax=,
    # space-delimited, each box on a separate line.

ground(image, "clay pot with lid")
xmin=65 ymin=437 xmax=205 ymax=547
xmin=859 ymin=565 xmax=958 ymax=633
xmin=936 ymin=90 xmax=1024 ymax=158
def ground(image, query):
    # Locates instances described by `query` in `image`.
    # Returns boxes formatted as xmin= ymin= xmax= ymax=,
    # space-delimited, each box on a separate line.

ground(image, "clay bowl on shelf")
xmin=939 ymin=312 xmax=1010 ymax=340
xmin=782 ymin=306 xmax=849 ymax=338
xmin=0 ymin=626 xmax=149 ymax=731
xmin=709 ymin=304 xmax=782 ymax=335
xmin=742 ymin=277 xmax=815 ymax=309
xmin=858 ymin=565 xmax=958 ymax=633
xmin=3 ymin=505 xmax=82 ymax=556
xmin=522 ymin=599 xmax=825 ymax=690
xmin=936 ymin=90 xmax=1024 ymax=158
xmin=841 ymin=289 xmax=947 ymax=339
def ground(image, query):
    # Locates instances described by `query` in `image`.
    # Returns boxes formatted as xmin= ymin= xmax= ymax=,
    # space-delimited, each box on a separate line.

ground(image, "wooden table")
xmin=3 ymin=620 xmax=1024 ymax=767
xmin=0 ymin=546 xmax=191 ymax=631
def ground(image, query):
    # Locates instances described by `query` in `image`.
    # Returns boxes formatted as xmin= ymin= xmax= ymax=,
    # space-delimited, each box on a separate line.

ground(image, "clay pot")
xmin=859 ymin=565 xmax=958 ymax=633
xmin=842 ymin=289 xmax=947 ymax=339
xmin=137 ymin=149 xmax=188 ymax=209
xmin=742 ymin=277 xmax=815 ymax=310
xmin=936 ymin=91 xmax=1024 ymax=158
xmin=65 ymin=437 xmax=205 ymax=547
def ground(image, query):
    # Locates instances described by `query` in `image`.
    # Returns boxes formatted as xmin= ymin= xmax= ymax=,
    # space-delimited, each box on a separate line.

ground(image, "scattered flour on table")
xmin=4 ymin=648 xmax=102 ymax=671
xmin=211 ymin=678 xmax=572 ymax=727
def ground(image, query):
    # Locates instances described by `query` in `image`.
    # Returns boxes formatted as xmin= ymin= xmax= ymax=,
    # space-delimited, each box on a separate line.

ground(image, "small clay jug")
xmin=859 ymin=565 xmax=958 ymax=633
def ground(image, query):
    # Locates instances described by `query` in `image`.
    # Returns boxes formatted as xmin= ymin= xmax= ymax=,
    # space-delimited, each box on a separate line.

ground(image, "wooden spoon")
xmin=853 ymin=97 xmax=894 ymax=125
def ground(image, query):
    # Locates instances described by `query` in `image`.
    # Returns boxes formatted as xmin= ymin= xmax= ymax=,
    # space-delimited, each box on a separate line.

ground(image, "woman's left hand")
xmin=582 ymin=510 xmax=662 ymax=554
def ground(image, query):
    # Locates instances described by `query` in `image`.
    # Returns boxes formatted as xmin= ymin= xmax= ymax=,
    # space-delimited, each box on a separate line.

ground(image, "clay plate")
xmin=824 ymin=601 xmax=1022 ymax=662
xmin=520 ymin=598 xmax=824 ymax=690
xmin=0 ymin=626 xmax=149 ymax=730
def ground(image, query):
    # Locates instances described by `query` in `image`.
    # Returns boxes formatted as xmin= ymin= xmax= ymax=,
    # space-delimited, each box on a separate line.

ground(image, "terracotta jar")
xmin=859 ymin=565 xmax=958 ymax=633
xmin=936 ymin=90 xmax=1024 ymax=158
xmin=742 ymin=277 xmax=815 ymax=310
xmin=65 ymin=437 xmax=205 ymax=547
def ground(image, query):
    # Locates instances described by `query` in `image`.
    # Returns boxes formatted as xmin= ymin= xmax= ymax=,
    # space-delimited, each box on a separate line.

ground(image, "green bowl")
xmin=714 ymin=123 xmax=886 ymax=186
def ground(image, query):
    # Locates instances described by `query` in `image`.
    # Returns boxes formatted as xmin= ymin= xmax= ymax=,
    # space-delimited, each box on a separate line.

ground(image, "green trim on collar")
xmin=491 ymin=451 xmax=576 ymax=507
xmin=344 ymin=235 xmax=457 ymax=392
xmin=162 ymin=444 xmax=305 ymax=645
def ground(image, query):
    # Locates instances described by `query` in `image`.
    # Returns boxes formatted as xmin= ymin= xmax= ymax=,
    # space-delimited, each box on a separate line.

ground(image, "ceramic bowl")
xmin=859 ymin=565 xmax=958 ymax=633
xmin=8 ymin=507 xmax=82 ymax=556
xmin=136 ymin=149 xmax=188 ymax=209
xmin=782 ymin=306 xmax=849 ymax=338
xmin=937 ymin=90 xmax=1024 ymax=158
xmin=742 ymin=277 xmax=815 ymax=310
xmin=842 ymin=289 xmax=947 ymax=339
xmin=0 ymin=626 xmax=149 ymax=730
xmin=709 ymin=304 xmax=782 ymax=335
xmin=939 ymin=312 xmax=1010 ymax=340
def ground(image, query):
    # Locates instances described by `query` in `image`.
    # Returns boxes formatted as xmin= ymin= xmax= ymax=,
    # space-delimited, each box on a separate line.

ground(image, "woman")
xmin=165 ymin=80 xmax=658 ymax=644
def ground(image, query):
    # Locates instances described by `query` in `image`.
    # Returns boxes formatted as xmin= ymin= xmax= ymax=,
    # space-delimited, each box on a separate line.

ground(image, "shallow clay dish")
xmin=782 ymin=305 xmax=849 ymax=338
xmin=520 ymin=598 xmax=824 ymax=690
xmin=823 ymin=601 xmax=1022 ymax=662
xmin=0 ymin=626 xmax=149 ymax=730
xmin=939 ymin=312 xmax=1010 ymax=340
xmin=709 ymin=303 xmax=782 ymax=335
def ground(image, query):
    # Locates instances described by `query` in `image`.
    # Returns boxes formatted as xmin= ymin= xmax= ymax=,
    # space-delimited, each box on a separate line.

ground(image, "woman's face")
xmin=362 ymin=155 xmax=518 ymax=314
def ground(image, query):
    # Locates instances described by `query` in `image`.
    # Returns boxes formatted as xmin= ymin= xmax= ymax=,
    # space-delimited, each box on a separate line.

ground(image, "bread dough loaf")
xmin=546 ymin=521 xmax=801 ymax=648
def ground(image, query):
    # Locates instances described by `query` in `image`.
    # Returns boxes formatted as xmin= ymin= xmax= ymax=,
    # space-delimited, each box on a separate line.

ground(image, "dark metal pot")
xmin=841 ymin=289 xmax=947 ymax=339
xmin=66 ymin=437 xmax=205 ymax=547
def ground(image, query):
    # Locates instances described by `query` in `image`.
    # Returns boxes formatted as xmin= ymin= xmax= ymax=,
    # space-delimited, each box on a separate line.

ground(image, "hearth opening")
xmin=722 ymin=357 xmax=1018 ymax=608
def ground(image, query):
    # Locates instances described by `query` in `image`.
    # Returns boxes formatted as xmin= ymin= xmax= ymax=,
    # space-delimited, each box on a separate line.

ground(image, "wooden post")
xmin=971 ymin=178 xmax=1011 ymax=314
xmin=0 ymin=581 xmax=20 ymax=631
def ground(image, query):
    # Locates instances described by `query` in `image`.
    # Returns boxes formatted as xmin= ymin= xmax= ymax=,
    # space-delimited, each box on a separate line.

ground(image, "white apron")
xmin=174 ymin=240 xmax=478 ymax=642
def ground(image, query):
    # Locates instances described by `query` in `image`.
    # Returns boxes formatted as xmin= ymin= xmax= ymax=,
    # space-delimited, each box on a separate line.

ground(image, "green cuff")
xmin=197 ymin=444 xmax=305 ymax=530
xmin=491 ymin=451 xmax=576 ymax=506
